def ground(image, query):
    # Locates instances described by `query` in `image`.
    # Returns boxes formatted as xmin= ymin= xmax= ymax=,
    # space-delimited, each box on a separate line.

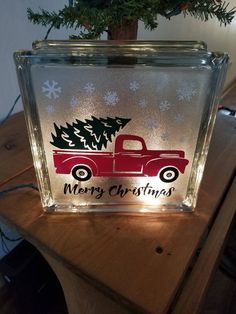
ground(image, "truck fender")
xmin=144 ymin=158 xmax=186 ymax=176
xmin=61 ymin=156 xmax=98 ymax=176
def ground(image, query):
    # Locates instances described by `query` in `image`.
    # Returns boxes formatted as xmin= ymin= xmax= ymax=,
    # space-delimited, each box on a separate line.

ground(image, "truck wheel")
xmin=72 ymin=166 xmax=92 ymax=181
xmin=159 ymin=167 xmax=179 ymax=183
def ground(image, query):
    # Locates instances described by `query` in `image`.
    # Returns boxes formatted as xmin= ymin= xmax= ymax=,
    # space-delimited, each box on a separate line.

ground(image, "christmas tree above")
xmin=28 ymin=0 xmax=236 ymax=40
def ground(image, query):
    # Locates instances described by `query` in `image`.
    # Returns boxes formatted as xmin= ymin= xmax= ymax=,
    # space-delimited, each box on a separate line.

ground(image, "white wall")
xmin=1 ymin=0 xmax=236 ymax=120
xmin=139 ymin=11 xmax=236 ymax=87
xmin=0 ymin=0 xmax=73 ymax=120
xmin=0 ymin=1 xmax=235 ymax=257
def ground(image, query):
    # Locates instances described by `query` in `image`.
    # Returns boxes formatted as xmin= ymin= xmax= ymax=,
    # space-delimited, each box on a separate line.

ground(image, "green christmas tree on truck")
xmin=50 ymin=116 xmax=131 ymax=150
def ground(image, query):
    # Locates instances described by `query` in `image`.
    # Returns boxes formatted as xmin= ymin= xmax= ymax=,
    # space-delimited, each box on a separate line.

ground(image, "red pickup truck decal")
xmin=53 ymin=134 xmax=189 ymax=183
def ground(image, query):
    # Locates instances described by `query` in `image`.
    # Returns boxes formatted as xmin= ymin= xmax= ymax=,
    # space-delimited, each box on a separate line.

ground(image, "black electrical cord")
xmin=0 ymin=183 xmax=39 ymax=248
xmin=0 ymin=183 xmax=39 ymax=197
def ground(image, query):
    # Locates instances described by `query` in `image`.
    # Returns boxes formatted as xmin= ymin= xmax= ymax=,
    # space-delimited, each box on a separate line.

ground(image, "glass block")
xmin=14 ymin=41 xmax=229 ymax=213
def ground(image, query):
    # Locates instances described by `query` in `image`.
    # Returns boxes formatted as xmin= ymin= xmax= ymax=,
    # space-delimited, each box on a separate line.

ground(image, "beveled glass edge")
xmin=46 ymin=203 xmax=193 ymax=213
xmin=13 ymin=56 xmax=54 ymax=209
xmin=32 ymin=40 xmax=207 ymax=52
xmin=183 ymin=55 xmax=229 ymax=209
xmin=14 ymin=50 xmax=229 ymax=69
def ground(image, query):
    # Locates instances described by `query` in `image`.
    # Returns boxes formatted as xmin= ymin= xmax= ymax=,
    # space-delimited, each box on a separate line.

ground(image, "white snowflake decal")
xmin=42 ymin=80 xmax=61 ymax=99
xmin=174 ymin=113 xmax=184 ymax=124
xmin=161 ymin=133 xmax=169 ymax=141
xmin=156 ymin=73 xmax=170 ymax=91
xmin=145 ymin=119 xmax=158 ymax=130
xmin=177 ymin=83 xmax=197 ymax=101
xmin=70 ymin=96 xmax=80 ymax=108
xmin=129 ymin=81 xmax=140 ymax=92
xmin=104 ymin=91 xmax=119 ymax=106
xmin=84 ymin=83 xmax=95 ymax=94
xmin=159 ymin=100 xmax=171 ymax=111
xmin=46 ymin=105 xmax=55 ymax=113
xmin=138 ymin=99 xmax=148 ymax=108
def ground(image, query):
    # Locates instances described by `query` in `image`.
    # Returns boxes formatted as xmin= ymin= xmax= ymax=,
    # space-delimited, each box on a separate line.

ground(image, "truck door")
xmin=114 ymin=139 xmax=145 ymax=173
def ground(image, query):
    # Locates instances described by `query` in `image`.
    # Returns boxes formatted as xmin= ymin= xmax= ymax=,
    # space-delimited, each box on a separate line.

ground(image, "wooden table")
xmin=0 ymin=108 xmax=235 ymax=314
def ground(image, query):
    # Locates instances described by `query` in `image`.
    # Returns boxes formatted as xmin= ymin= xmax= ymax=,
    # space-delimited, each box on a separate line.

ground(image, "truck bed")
xmin=53 ymin=149 xmax=113 ymax=156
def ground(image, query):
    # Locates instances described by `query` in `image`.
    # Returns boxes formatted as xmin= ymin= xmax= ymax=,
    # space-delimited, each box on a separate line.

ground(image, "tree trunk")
xmin=108 ymin=19 xmax=138 ymax=40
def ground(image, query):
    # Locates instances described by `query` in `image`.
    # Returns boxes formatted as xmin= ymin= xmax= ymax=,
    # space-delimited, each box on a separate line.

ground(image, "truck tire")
xmin=72 ymin=166 xmax=92 ymax=181
xmin=159 ymin=167 xmax=179 ymax=183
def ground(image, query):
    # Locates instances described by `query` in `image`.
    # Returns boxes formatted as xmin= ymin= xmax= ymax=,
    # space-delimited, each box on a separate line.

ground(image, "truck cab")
xmin=114 ymin=135 xmax=149 ymax=173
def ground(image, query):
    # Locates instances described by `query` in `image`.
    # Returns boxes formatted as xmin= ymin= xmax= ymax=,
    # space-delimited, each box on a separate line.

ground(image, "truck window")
xmin=123 ymin=140 xmax=143 ymax=151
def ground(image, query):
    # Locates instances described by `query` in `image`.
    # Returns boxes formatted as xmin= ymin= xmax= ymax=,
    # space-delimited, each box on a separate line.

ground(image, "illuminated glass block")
xmin=14 ymin=41 xmax=228 ymax=212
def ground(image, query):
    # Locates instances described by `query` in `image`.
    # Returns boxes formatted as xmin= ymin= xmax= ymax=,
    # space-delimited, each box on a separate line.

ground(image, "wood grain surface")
xmin=41 ymin=250 xmax=131 ymax=314
xmin=174 ymin=176 xmax=236 ymax=314
xmin=0 ymin=111 xmax=235 ymax=313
